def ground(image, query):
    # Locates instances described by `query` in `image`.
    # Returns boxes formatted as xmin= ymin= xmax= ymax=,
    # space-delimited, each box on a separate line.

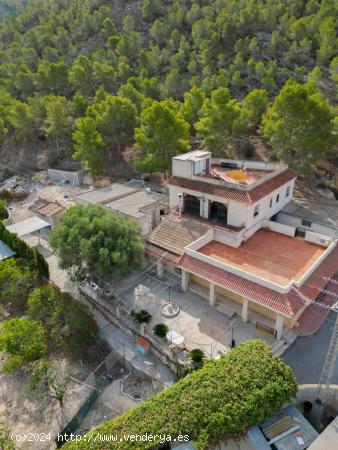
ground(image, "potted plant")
xmin=189 ymin=348 xmax=205 ymax=367
xmin=153 ymin=323 xmax=169 ymax=338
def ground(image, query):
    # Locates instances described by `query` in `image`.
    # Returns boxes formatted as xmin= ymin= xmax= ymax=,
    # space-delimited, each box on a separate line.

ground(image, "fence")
xmin=55 ymin=349 xmax=131 ymax=448
xmin=80 ymin=285 xmax=185 ymax=377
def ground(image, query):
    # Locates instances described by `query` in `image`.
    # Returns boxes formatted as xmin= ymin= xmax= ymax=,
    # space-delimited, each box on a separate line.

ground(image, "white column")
xmin=157 ymin=260 xmax=164 ymax=279
xmin=275 ymin=314 xmax=284 ymax=340
xmin=209 ymin=282 xmax=216 ymax=306
xmin=241 ymin=298 xmax=249 ymax=322
xmin=200 ymin=198 xmax=204 ymax=217
xmin=181 ymin=269 xmax=190 ymax=291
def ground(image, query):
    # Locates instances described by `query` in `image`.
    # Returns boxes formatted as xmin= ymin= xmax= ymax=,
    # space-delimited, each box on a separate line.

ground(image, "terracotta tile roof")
xmin=169 ymin=169 xmax=297 ymax=204
xmin=147 ymin=214 xmax=211 ymax=256
xmin=177 ymin=253 xmax=305 ymax=317
xmin=295 ymin=271 xmax=338 ymax=335
xmin=297 ymin=246 xmax=338 ymax=302
xmin=37 ymin=202 xmax=65 ymax=217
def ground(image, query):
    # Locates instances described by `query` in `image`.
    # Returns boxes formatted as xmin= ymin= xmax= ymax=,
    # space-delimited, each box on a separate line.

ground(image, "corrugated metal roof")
xmin=6 ymin=217 xmax=50 ymax=237
xmin=0 ymin=240 xmax=16 ymax=261
xmin=260 ymin=405 xmax=318 ymax=450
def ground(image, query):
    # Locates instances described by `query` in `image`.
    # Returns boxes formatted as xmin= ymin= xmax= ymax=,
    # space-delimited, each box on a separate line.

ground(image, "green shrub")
xmin=0 ymin=199 xmax=8 ymax=220
xmin=0 ymin=258 xmax=36 ymax=310
xmin=0 ymin=318 xmax=47 ymax=373
xmin=132 ymin=309 xmax=152 ymax=324
xmin=0 ymin=221 xmax=49 ymax=279
xmin=189 ymin=348 xmax=205 ymax=363
xmin=64 ymin=340 xmax=297 ymax=450
xmin=153 ymin=323 xmax=169 ymax=338
xmin=27 ymin=284 xmax=97 ymax=352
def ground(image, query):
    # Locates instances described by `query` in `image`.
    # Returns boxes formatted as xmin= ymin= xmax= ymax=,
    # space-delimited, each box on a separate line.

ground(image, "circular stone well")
xmin=160 ymin=302 xmax=180 ymax=318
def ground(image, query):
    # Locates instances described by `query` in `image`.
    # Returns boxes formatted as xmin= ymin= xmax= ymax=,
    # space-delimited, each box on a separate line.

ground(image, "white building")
xmin=146 ymin=151 xmax=338 ymax=339
xmin=169 ymin=151 xmax=296 ymax=230
xmin=75 ymin=184 xmax=166 ymax=236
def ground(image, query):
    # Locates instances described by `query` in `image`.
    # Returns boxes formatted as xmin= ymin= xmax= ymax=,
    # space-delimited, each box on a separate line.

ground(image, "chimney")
xmin=178 ymin=193 xmax=183 ymax=217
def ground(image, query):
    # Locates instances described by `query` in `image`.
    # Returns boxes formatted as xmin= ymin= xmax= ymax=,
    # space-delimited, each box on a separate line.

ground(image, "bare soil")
xmin=0 ymin=341 xmax=110 ymax=449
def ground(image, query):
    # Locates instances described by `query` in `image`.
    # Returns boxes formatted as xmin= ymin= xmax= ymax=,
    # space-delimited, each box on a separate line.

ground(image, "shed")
xmin=29 ymin=198 xmax=66 ymax=227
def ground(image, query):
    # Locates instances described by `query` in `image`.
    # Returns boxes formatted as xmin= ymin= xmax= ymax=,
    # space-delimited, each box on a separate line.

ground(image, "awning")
xmin=6 ymin=217 xmax=50 ymax=237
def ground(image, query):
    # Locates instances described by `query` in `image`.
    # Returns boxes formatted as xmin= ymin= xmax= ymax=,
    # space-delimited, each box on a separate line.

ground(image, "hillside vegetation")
xmin=64 ymin=340 xmax=297 ymax=450
xmin=0 ymin=0 xmax=336 ymax=175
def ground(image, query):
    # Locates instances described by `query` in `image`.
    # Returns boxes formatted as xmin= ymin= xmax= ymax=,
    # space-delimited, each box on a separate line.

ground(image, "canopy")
xmin=6 ymin=217 xmax=50 ymax=237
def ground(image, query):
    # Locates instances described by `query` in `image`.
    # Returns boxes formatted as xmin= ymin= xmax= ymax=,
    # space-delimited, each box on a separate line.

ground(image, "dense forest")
xmin=0 ymin=0 xmax=336 ymax=176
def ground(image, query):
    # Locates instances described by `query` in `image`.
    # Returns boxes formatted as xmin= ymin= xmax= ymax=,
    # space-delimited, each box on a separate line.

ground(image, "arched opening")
xmin=183 ymin=194 xmax=200 ymax=217
xmin=209 ymin=201 xmax=228 ymax=226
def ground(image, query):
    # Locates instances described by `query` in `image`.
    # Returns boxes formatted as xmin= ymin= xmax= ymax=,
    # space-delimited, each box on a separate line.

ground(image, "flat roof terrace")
xmin=198 ymin=228 xmax=326 ymax=287
xmin=203 ymin=164 xmax=270 ymax=186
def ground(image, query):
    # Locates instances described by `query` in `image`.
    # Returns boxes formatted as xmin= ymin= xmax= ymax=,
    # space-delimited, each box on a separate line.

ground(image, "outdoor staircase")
xmin=271 ymin=329 xmax=298 ymax=357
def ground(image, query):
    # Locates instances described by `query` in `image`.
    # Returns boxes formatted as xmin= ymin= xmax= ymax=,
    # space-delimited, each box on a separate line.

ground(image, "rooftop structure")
xmin=146 ymin=151 xmax=338 ymax=339
xmin=29 ymin=198 xmax=66 ymax=227
xmin=104 ymin=190 xmax=161 ymax=219
xmin=75 ymin=184 xmax=136 ymax=205
xmin=257 ymin=404 xmax=318 ymax=450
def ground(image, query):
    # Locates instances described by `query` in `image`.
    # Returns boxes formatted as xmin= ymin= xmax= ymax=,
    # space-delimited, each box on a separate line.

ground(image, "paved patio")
xmin=117 ymin=271 xmax=276 ymax=358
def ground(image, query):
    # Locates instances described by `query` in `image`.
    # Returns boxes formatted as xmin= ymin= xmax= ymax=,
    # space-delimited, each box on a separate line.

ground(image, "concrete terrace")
xmin=198 ymin=228 xmax=326 ymax=287
xmin=204 ymin=164 xmax=270 ymax=186
xmin=116 ymin=272 xmax=277 ymax=358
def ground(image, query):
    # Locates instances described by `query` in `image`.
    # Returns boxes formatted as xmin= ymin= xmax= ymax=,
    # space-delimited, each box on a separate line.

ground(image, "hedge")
xmin=65 ymin=339 xmax=297 ymax=450
xmin=0 ymin=220 xmax=49 ymax=279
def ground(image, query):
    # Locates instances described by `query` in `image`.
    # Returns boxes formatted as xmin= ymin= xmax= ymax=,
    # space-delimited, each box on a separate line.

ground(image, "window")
xmin=301 ymin=219 xmax=312 ymax=228
xmin=270 ymin=198 xmax=273 ymax=208
xmin=286 ymin=186 xmax=290 ymax=197
xmin=276 ymin=194 xmax=280 ymax=203
xmin=254 ymin=204 xmax=259 ymax=217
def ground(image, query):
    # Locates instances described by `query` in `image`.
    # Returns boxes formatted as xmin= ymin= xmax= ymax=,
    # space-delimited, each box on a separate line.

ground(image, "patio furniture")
xmin=166 ymin=330 xmax=185 ymax=347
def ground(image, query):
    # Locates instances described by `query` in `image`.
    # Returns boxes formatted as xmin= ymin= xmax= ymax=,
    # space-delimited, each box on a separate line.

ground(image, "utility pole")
xmin=311 ymin=301 xmax=338 ymax=428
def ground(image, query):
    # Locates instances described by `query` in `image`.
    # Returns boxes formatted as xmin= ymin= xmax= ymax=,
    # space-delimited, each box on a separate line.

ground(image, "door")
xmin=209 ymin=201 xmax=228 ymax=226
xmin=183 ymin=194 xmax=200 ymax=217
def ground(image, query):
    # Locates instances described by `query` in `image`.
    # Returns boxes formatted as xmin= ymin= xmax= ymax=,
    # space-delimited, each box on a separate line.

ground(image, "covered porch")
xmin=181 ymin=269 xmax=287 ymax=340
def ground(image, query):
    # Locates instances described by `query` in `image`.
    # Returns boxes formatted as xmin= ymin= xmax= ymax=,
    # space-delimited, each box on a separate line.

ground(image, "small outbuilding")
xmin=75 ymin=184 xmax=167 ymax=236
xmin=6 ymin=217 xmax=50 ymax=237
xmin=29 ymin=198 xmax=66 ymax=227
